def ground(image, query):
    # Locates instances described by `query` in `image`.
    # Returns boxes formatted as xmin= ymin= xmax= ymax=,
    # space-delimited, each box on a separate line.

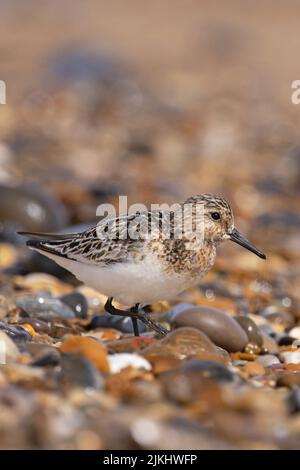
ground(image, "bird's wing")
xmin=18 ymin=212 xmax=154 ymax=266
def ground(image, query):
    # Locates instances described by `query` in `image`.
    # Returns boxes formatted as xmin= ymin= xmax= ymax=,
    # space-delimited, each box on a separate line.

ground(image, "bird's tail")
xmin=18 ymin=231 xmax=76 ymax=258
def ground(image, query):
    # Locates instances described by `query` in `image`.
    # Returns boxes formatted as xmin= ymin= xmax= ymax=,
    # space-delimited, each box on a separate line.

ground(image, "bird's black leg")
xmin=104 ymin=297 xmax=140 ymax=336
xmin=136 ymin=308 xmax=168 ymax=337
xmin=104 ymin=297 xmax=168 ymax=337
xmin=131 ymin=304 xmax=168 ymax=337
xmin=130 ymin=304 xmax=140 ymax=337
xmin=104 ymin=297 xmax=128 ymax=317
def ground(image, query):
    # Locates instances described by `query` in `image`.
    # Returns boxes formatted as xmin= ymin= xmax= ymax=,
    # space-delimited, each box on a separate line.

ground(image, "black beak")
xmin=229 ymin=228 xmax=266 ymax=260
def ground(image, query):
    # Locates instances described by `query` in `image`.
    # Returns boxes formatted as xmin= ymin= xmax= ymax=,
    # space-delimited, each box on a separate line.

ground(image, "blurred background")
xmin=0 ymin=0 xmax=300 ymax=450
xmin=1 ymin=1 xmax=300 ymax=252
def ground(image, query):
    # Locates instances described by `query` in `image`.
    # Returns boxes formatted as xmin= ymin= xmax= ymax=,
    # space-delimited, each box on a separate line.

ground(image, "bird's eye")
xmin=211 ymin=212 xmax=221 ymax=220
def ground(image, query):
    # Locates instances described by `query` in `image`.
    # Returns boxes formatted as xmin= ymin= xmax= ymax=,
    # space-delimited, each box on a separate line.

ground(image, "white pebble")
xmin=256 ymin=354 xmax=280 ymax=367
xmin=280 ymin=350 xmax=300 ymax=364
xmin=0 ymin=331 xmax=20 ymax=364
xmin=289 ymin=327 xmax=300 ymax=340
xmin=108 ymin=353 xmax=152 ymax=374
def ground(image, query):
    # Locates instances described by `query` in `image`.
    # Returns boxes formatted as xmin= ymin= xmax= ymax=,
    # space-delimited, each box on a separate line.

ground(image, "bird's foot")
xmin=104 ymin=298 xmax=168 ymax=337
xmin=135 ymin=309 xmax=168 ymax=337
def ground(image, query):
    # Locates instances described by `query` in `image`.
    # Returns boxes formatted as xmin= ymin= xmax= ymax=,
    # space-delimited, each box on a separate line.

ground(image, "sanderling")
xmin=19 ymin=194 xmax=266 ymax=337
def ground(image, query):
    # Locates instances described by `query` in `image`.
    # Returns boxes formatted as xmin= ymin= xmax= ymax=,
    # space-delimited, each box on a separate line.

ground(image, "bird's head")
xmin=184 ymin=194 xmax=266 ymax=259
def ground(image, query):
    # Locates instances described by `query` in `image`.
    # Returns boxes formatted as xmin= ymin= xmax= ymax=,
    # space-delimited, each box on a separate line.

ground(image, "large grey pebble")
xmin=170 ymin=306 xmax=248 ymax=352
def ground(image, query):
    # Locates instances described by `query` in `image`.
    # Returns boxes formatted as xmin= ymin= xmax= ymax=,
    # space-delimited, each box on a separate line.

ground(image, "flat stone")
xmin=256 ymin=354 xmax=280 ymax=367
xmin=143 ymin=327 xmax=230 ymax=364
xmin=17 ymin=295 xmax=76 ymax=321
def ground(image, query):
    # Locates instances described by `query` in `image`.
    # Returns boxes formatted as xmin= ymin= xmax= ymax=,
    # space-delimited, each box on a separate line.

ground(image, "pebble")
xmin=49 ymin=46 xmax=127 ymax=88
xmin=76 ymin=287 xmax=107 ymax=310
xmin=17 ymin=294 xmax=76 ymax=320
xmin=260 ymin=332 xmax=279 ymax=354
xmin=287 ymin=389 xmax=300 ymax=414
xmin=0 ymin=331 xmax=20 ymax=363
xmin=19 ymin=318 xmax=50 ymax=334
xmin=31 ymin=348 xmax=61 ymax=367
xmin=14 ymin=273 xmax=72 ymax=296
xmin=60 ymin=335 xmax=109 ymax=373
xmin=108 ymin=353 xmax=152 ymax=374
xmin=279 ymin=350 xmax=300 ymax=364
xmin=278 ymin=336 xmax=295 ymax=346
xmin=106 ymin=337 xmax=155 ymax=354
xmin=243 ymin=362 xmax=265 ymax=377
xmin=143 ymin=327 xmax=230 ymax=364
xmin=167 ymin=303 xmax=195 ymax=322
xmin=0 ymin=183 xmax=68 ymax=232
xmin=0 ymin=295 xmax=9 ymax=320
xmin=277 ymin=372 xmax=300 ymax=388
xmin=50 ymin=324 xmax=75 ymax=339
xmin=0 ymin=243 xmax=18 ymax=269
xmin=235 ymin=316 xmax=263 ymax=347
xmin=289 ymin=327 xmax=300 ymax=340
xmin=85 ymin=329 xmax=121 ymax=341
xmin=256 ymin=355 xmax=280 ymax=367
xmin=148 ymin=355 xmax=182 ymax=374
xmin=59 ymin=354 xmax=104 ymax=389
xmin=285 ymin=363 xmax=300 ymax=372
xmin=170 ymin=306 xmax=248 ymax=352
xmin=0 ymin=321 xmax=32 ymax=343
xmin=89 ymin=313 xmax=147 ymax=334
xmin=60 ymin=292 xmax=88 ymax=319
xmin=159 ymin=360 xmax=231 ymax=404
xmin=260 ymin=306 xmax=295 ymax=330
xmin=20 ymin=323 xmax=36 ymax=337
xmin=180 ymin=359 xmax=234 ymax=382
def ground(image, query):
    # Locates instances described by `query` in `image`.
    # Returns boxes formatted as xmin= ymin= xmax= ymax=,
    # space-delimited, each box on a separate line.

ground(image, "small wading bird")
xmin=19 ymin=194 xmax=266 ymax=337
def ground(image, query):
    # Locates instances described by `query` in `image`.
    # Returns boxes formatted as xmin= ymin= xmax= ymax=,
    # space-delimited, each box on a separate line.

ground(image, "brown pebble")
xmin=147 ymin=355 xmax=183 ymax=373
xmin=60 ymin=336 xmax=109 ymax=373
xmin=261 ymin=332 xmax=279 ymax=354
xmin=285 ymin=363 xmax=300 ymax=372
xmin=235 ymin=316 xmax=263 ymax=347
xmin=19 ymin=318 xmax=50 ymax=334
xmin=106 ymin=336 xmax=156 ymax=354
xmin=143 ymin=327 xmax=230 ymax=364
xmin=243 ymin=362 xmax=265 ymax=377
xmin=276 ymin=372 xmax=300 ymax=388
xmin=231 ymin=352 xmax=257 ymax=361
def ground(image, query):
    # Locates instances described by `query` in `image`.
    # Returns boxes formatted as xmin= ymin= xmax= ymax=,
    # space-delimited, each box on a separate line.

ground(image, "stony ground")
xmin=0 ymin=0 xmax=300 ymax=450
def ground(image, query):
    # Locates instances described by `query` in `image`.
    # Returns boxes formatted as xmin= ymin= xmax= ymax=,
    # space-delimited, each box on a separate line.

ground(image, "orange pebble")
xmin=285 ymin=363 xmax=300 ymax=372
xmin=60 ymin=335 xmax=109 ymax=373
xmin=243 ymin=361 xmax=265 ymax=377
xmin=20 ymin=323 xmax=36 ymax=337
